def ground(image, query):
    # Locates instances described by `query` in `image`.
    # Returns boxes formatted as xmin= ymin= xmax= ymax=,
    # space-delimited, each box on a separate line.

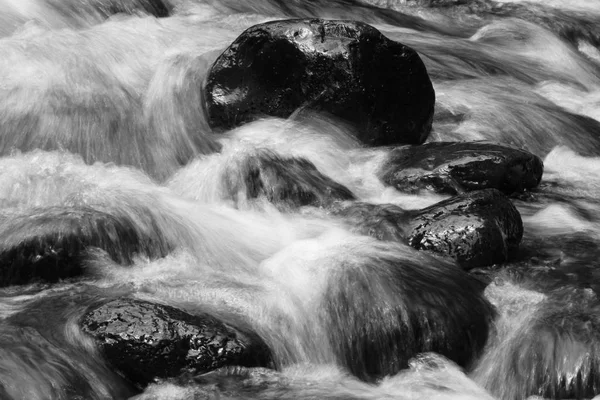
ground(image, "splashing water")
xmin=1 ymin=0 xmax=600 ymax=399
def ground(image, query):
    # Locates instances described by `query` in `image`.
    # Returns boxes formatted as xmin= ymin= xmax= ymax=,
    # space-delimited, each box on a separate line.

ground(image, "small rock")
xmin=332 ymin=189 xmax=523 ymax=269
xmin=407 ymin=189 xmax=523 ymax=269
xmin=378 ymin=141 xmax=544 ymax=195
xmin=226 ymin=150 xmax=355 ymax=208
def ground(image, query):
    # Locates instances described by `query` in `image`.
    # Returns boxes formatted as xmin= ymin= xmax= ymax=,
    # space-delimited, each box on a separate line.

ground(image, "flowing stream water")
xmin=1 ymin=0 xmax=600 ymax=399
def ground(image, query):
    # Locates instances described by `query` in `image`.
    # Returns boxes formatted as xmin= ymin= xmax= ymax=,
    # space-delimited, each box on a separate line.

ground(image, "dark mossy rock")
xmin=0 ymin=207 xmax=173 ymax=287
xmin=204 ymin=19 xmax=435 ymax=146
xmin=378 ymin=141 xmax=543 ymax=195
xmin=227 ymin=150 xmax=355 ymax=208
xmin=81 ymin=298 xmax=273 ymax=388
xmin=407 ymin=189 xmax=523 ymax=269
xmin=476 ymin=293 xmax=600 ymax=400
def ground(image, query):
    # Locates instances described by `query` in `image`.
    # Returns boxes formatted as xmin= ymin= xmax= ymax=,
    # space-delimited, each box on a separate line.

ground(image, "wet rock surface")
xmin=378 ymin=141 xmax=544 ymax=195
xmin=227 ymin=150 xmax=355 ymax=208
xmin=332 ymin=189 xmax=523 ymax=269
xmin=407 ymin=189 xmax=523 ymax=269
xmin=204 ymin=19 xmax=435 ymax=146
xmin=0 ymin=207 xmax=173 ymax=287
xmin=320 ymin=237 xmax=493 ymax=381
xmin=81 ymin=298 xmax=273 ymax=388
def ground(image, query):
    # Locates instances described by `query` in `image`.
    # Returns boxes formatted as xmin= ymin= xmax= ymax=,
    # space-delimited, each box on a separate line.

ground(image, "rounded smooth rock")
xmin=204 ymin=19 xmax=435 ymax=146
xmin=407 ymin=189 xmax=523 ymax=269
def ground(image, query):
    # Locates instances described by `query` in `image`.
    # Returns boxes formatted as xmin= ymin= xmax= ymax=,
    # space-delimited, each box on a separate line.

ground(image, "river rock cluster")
xmin=202 ymin=18 xmax=541 ymax=269
xmin=0 ymin=16 xmax=562 ymax=400
xmin=76 ymin=18 xmax=544 ymax=393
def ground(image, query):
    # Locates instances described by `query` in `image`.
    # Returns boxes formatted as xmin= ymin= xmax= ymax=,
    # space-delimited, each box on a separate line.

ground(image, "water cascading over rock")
xmin=0 ymin=207 xmax=174 ymax=286
xmin=475 ymin=280 xmax=600 ymax=400
xmin=1 ymin=0 xmax=600 ymax=399
xmin=222 ymin=149 xmax=356 ymax=209
xmin=259 ymin=231 xmax=494 ymax=381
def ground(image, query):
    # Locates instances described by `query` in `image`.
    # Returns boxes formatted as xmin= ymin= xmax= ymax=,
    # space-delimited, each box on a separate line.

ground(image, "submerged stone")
xmin=261 ymin=232 xmax=492 ymax=382
xmin=226 ymin=150 xmax=355 ymax=208
xmin=81 ymin=298 xmax=273 ymax=388
xmin=476 ymin=294 xmax=600 ymax=400
xmin=378 ymin=141 xmax=544 ymax=195
xmin=331 ymin=202 xmax=411 ymax=242
xmin=204 ymin=19 xmax=435 ymax=146
xmin=318 ymin=235 xmax=493 ymax=380
xmin=473 ymin=233 xmax=600 ymax=294
xmin=407 ymin=189 xmax=523 ymax=269
xmin=0 ymin=207 xmax=173 ymax=287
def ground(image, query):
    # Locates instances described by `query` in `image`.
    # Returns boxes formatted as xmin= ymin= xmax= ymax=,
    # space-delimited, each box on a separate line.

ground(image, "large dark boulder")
xmin=81 ymin=298 xmax=273 ymax=388
xmin=225 ymin=150 xmax=355 ymax=208
xmin=333 ymin=189 xmax=523 ymax=269
xmin=378 ymin=141 xmax=544 ymax=195
xmin=407 ymin=189 xmax=523 ymax=269
xmin=204 ymin=19 xmax=435 ymax=146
